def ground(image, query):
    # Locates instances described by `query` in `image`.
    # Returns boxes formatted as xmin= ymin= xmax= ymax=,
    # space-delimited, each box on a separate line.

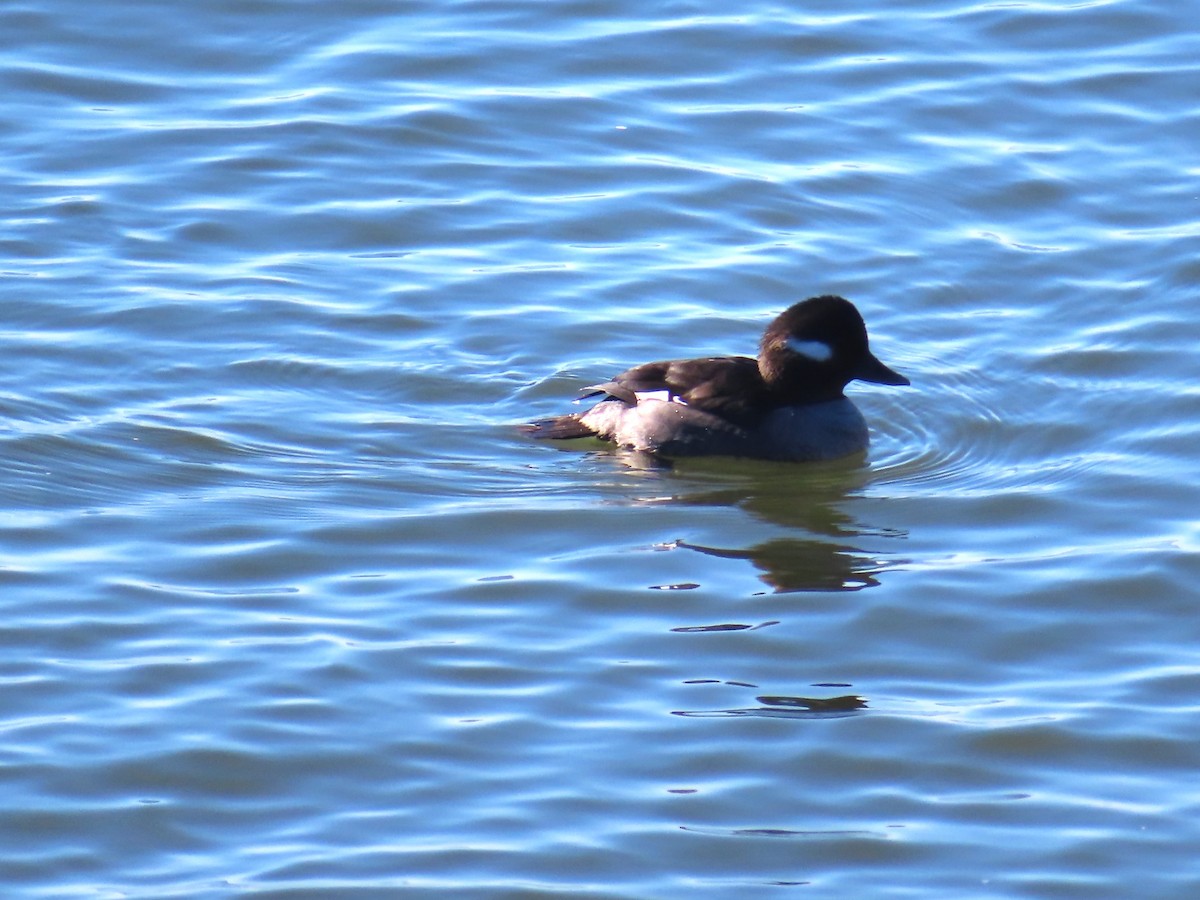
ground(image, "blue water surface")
xmin=3 ymin=0 xmax=1200 ymax=896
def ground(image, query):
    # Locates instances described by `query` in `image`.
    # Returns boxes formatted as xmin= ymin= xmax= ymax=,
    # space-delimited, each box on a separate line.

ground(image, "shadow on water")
xmin=573 ymin=449 xmax=902 ymax=721
xmin=673 ymin=690 xmax=868 ymax=721
xmin=671 ymin=536 xmax=887 ymax=593
xmin=609 ymin=447 xmax=910 ymax=594
xmin=523 ymin=442 xmax=908 ymax=720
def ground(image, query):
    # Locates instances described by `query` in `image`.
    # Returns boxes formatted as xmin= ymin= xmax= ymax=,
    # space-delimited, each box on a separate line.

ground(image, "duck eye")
xmin=785 ymin=337 xmax=834 ymax=362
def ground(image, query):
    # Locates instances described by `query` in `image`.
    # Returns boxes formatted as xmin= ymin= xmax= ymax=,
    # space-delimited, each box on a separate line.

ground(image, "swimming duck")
xmin=522 ymin=295 xmax=909 ymax=461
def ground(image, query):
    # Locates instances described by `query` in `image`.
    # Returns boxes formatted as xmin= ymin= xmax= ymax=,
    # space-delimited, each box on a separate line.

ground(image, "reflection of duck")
xmin=671 ymin=537 xmax=886 ymax=593
xmin=658 ymin=462 xmax=908 ymax=592
xmin=523 ymin=295 xmax=909 ymax=461
xmin=673 ymin=689 xmax=867 ymax=720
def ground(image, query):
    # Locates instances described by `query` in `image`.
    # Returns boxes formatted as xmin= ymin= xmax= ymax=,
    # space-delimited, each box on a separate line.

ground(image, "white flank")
xmin=634 ymin=389 xmax=687 ymax=405
xmin=786 ymin=337 xmax=834 ymax=362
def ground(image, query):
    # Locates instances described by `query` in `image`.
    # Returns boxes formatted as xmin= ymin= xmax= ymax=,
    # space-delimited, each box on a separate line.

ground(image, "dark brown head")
xmin=758 ymin=295 xmax=909 ymax=403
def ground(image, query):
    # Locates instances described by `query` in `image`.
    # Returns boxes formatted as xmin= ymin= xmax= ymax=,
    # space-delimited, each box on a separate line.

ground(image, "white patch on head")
xmin=785 ymin=336 xmax=834 ymax=362
xmin=634 ymin=389 xmax=687 ymax=405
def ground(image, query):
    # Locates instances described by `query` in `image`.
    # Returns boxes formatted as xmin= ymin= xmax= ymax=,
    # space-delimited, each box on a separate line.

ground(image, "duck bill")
xmin=855 ymin=351 xmax=910 ymax=386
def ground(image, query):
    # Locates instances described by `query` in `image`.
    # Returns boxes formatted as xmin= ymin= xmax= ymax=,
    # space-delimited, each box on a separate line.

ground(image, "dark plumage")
xmin=522 ymin=295 xmax=909 ymax=461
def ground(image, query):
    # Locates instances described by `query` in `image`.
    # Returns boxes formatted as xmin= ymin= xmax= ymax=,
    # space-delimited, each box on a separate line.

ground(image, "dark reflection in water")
xmin=680 ymin=825 xmax=876 ymax=839
xmin=681 ymin=468 xmax=902 ymax=595
xmin=670 ymin=620 xmax=780 ymax=633
xmin=672 ymin=537 xmax=887 ymax=593
xmin=658 ymin=457 xmax=910 ymax=593
xmin=674 ymin=694 xmax=867 ymax=720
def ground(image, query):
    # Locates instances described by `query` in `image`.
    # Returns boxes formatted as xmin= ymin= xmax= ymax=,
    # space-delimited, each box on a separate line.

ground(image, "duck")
xmin=521 ymin=295 xmax=909 ymax=461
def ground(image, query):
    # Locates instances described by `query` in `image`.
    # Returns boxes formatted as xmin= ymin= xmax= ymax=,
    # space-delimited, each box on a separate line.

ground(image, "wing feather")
xmin=581 ymin=356 xmax=768 ymax=426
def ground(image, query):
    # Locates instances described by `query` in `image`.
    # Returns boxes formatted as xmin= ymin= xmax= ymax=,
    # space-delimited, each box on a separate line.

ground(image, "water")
xmin=3 ymin=0 xmax=1199 ymax=896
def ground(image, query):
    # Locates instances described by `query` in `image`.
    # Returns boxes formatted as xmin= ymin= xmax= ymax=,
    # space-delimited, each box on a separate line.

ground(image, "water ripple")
xmin=3 ymin=0 xmax=1200 ymax=895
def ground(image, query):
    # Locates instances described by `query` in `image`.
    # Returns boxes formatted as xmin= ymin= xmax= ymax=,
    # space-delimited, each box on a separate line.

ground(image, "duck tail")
xmin=519 ymin=414 xmax=596 ymax=441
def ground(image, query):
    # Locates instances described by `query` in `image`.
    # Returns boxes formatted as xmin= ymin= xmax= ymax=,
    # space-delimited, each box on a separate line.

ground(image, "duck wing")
xmin=582 ymin=356 xmax=770 ymax=427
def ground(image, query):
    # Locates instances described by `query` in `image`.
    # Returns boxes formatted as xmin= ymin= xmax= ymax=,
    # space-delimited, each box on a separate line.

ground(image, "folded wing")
xmin=581 ymin=356 xmax=768 ymax=426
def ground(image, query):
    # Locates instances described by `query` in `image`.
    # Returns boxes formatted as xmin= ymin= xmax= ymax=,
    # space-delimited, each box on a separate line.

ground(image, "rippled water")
xmin=3 ymin=0 xmax=1200 ymax=896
